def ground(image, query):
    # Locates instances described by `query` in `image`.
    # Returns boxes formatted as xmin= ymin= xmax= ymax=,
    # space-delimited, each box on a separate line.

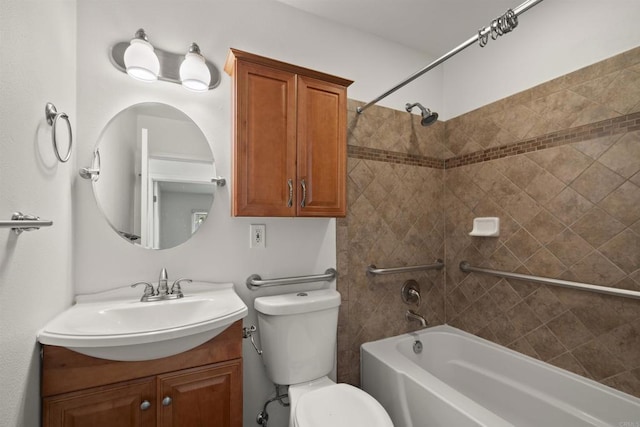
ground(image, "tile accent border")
xmin=347 ymin=144 xmax=444 ymax=169
xmin=347 ymin=111 xmax=640 ymax=169
xmin=445 ymin=111 xmax=640 ymax=169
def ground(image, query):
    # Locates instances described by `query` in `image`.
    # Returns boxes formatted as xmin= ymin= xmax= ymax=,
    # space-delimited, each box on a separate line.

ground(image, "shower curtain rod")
xmin=356 ymin=0 xmax=544 ymax=114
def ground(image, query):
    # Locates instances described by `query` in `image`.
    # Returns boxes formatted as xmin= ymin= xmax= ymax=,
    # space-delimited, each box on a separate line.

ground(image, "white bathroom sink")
xmin=37 ymin=282 xmax=247 ymax=361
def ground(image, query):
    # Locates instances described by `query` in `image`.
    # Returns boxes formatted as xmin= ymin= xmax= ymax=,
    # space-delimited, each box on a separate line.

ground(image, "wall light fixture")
xmin=110 ymin=29 xmax=220 ymax=91
xmin=123 ymin=29 xmax=159 ymax=82
xmin=180 ymin=43 xmax=211 ymax=92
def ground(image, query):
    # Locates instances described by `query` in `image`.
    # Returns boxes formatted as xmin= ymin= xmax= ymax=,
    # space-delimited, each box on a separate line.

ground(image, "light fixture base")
xmin=110 ymin=42 xmax=220 ymax=90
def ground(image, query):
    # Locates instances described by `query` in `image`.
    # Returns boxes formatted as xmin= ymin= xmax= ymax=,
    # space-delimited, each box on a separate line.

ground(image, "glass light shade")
xmin=123 ymin=39 xmax=160 ymax=82
xmin=179 ymin=52 xmax=211 ymax=92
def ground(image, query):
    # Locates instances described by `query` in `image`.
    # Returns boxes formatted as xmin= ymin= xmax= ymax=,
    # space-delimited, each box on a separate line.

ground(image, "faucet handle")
xmin=408 ymin=288 xmax=421 ymax=307
xmin=401 ymin=280 xmax=421 ymax=307
xmin=131 ymin=282 xmax=155 ymax=297
xmin=170 ymin=278 xmax=192 ymax=297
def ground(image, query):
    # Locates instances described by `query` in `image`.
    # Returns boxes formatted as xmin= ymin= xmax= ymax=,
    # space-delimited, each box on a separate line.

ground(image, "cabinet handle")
xmin=287 ymin=179 xmax=293 ymax=208
xmin=300 ymin=179 xmax=307 ymax=208
xmin=162 ymin=396 xmax=172 ymax=406
xmin=140 ymin=400 xmax=151 ymax=411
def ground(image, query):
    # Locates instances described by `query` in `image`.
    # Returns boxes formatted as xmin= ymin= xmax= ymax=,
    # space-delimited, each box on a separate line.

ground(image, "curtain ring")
xmin=45 ymin=102 xmax=73 ymax=163
xmin=506 ymin=10 xmax=518 ymax=30
xmin=478 ymin=28 xmax=489 ymax=47
xmin=491 ymin=20 xmax=500 ymax=40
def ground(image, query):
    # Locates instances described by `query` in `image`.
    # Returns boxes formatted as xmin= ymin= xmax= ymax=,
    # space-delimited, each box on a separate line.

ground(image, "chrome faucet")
xmin=131 ymin=268 xmax=192 ymax=302
xmin=406 ymin=309 xmax=427 ymax=328
xmin=157 ymin=268 xmax=169 ymax=296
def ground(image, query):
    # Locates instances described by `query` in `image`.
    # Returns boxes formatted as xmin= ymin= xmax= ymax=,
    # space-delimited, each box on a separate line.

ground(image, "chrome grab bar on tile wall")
xmin=246 ymin=268 xmax=337 ymax=290
xmin=367 ymin=260 xmax=444 ymax=276
xmin=459 ymin=261 xmax=640 ymax=300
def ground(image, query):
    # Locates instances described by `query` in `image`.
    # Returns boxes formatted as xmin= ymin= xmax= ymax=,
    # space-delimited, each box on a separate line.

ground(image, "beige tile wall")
xmin=337 ymin=102 xmax=446 ymax=386
xmin=337 ymin=46 xmax=640 ymax=397
xmin=445 ymin=46 xmax=640 ymax=158
xmin=445 ymin=133 xmax=640 ymax=397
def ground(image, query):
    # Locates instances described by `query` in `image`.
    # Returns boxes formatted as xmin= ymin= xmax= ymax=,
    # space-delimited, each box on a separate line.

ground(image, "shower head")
xmin=405 ymin=102 xmax=439 ymax=126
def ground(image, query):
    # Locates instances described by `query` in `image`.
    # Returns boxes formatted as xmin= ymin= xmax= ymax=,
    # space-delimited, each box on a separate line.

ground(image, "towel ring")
xmin=45 ymin=102 xmax=73 ymax=163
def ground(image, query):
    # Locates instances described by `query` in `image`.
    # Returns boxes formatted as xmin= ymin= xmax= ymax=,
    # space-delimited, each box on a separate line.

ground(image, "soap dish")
xmin=469 ymin=217 xmax=500 ymax=237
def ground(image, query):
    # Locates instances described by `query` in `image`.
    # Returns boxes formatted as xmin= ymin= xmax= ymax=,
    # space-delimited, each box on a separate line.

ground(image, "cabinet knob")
xmin=162 ymin=396 xmax=172 ymax=406
xmin=140 ymin=400 xmax=151 ymax=411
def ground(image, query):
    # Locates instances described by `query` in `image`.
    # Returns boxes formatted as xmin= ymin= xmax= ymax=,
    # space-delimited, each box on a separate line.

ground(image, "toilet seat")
xmin=293 ymin=383 xmax=393 ymax=427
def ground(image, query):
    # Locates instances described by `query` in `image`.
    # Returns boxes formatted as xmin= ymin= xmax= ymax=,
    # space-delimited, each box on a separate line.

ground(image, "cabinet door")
xmin=43 ymin=378 xmax=155 ymax=427
xmin=233 ymin=60 xmax=297 ymax=216
xmin=297 ymin=75 xmax=347 ymax=217
xmin=157 ymin=360 xmax=242 ymax=427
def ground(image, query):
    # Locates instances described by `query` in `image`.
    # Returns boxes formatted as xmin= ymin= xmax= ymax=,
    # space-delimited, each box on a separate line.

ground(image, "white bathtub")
xmin=361 ymin=325 xmax=640 ymax=427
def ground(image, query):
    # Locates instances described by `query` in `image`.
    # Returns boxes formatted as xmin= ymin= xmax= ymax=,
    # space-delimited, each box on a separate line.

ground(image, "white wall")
xmin=0 ymin=1 xmax=76 ymax=426
xmin=442 ymin=0 xmax=640 ymax=119
xmin=74 ymin=1 xmax=436 ymax=426
xmin=1 ymin=0 xmax=633 ymax=426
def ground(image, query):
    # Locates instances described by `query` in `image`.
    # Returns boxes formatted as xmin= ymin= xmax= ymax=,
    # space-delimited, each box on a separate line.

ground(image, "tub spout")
xmin=406 ymin=309 xmax=427 ymax=328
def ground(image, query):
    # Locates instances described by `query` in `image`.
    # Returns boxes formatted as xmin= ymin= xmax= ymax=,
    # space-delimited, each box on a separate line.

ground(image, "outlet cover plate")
xmin=250 ymin=224 xmax=266 ymax=248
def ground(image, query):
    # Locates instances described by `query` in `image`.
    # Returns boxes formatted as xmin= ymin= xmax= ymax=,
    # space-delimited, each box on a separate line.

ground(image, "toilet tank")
xmin=254 ymin=289 xmax=341 ymax=385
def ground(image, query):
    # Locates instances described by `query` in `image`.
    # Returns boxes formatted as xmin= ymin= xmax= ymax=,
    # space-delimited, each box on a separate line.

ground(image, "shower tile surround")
xmin=337 ymin=45 xmax=640 ymax=397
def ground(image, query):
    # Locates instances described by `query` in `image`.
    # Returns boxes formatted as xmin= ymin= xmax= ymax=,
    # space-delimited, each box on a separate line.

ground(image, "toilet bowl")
xmin=289 ymin=377 xmax=393 ymax=427
xmin=254 ymin=289 xmax=393 ymax=427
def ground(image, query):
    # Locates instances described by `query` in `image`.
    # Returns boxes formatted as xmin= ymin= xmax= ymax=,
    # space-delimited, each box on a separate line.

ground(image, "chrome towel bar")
xmin=459 ymin=261 xmax=640 ymax=300
xmin=367 ymin=260 xmax=444 ymax=276
xmin=0 ymin=212 xmax=53 ymax=234
xmin=246 ymin=268 xmax=337 ymax=290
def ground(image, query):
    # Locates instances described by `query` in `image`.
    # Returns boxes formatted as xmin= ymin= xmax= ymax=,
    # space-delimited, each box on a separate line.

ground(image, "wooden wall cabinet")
xmin=42 ymin=321 xmax=243 ymax=427
xmin=224 ymin=49 xmax=353 ymax=217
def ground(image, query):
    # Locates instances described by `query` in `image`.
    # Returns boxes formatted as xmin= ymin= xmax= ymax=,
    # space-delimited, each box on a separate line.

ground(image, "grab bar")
xmin=246 ymin=268 xmax=337 ymax=290
xmin=459 ymin=261 xmax=640 ymax=300
xmin=0 ymin=212 xmax=53 ymax=234
xmin=367 ymin=259 xmax=444 ymax=276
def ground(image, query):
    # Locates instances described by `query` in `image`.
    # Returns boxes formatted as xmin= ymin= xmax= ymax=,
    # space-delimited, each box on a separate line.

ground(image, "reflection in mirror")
xmin=92 ymin=103 xmax=215 ymax=249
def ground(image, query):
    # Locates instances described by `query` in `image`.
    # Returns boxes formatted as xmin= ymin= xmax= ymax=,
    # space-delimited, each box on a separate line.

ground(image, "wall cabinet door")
xmin=297 ymin=75 xmax=347 ymax=217
xmin=232 ymin=60 xmax=297 ymax=216
xmin=43 ymin=378 xmax=155 ymax=427
xmin=157 ymin=361 xmax=242 ymax=427
xmin=226 ymin=49 xmax=352 ymax=218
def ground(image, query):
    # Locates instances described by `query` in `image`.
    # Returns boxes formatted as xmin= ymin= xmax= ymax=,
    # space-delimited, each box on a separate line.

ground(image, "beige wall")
xmin=338 ymin=46 xmax=640 ymax=397
xmin=337 ymin=104 xmax=447 ymax=384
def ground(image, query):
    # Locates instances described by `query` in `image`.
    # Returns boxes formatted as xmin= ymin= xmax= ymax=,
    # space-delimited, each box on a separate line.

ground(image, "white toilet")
xmin=254 ymin=289 xmax=393 ymax=427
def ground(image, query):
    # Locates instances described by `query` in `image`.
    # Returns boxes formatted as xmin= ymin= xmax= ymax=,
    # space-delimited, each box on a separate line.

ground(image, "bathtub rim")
xmin=361 ymin=324 xmax=640 ymax=407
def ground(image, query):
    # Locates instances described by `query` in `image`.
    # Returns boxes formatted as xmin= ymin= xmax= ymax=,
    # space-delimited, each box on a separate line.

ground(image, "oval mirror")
xmin=91 ymin=103 xmax=216 ymax=249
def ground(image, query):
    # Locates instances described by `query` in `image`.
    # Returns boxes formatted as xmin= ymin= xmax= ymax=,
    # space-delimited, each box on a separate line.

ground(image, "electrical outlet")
xmin=250 ymin=224 xmax=266 ymax=248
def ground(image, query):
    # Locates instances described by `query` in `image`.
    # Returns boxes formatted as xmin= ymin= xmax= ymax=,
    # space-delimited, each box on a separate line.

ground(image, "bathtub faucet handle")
xmin=401 ymin=280 xmax=421 ymax=307
xmin=408 ymin=288 xmax=421 ymax=306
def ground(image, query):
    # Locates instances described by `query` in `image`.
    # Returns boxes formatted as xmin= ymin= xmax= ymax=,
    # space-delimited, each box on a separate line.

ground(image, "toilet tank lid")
xmin=254 ymin=289 xmax=341 ymax=315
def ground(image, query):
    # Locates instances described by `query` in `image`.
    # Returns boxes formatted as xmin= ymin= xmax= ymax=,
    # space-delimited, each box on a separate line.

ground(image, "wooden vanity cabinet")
xmin=42 ymin=321 xmax=242 ymax=427
xmin=224 ymin=49 xmax=353 ymax=217
xmin=44 ymin=378 xmax=156 ymax=427
xmin=157 ymin=362 xmax=239 ymax=427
